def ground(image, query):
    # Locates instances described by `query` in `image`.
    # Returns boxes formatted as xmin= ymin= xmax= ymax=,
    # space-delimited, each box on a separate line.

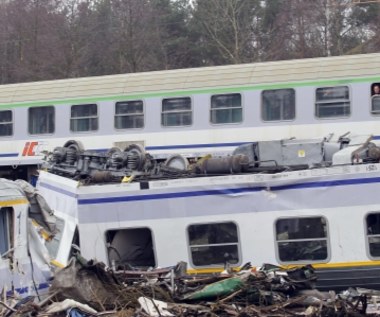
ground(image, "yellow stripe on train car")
xmin=50 ymin=259 xmax=65 ymax=268
xmin=0 ymin=199 xmax=28 ymax=207
xmin=187 ymin=260 xmax=380 ymax=274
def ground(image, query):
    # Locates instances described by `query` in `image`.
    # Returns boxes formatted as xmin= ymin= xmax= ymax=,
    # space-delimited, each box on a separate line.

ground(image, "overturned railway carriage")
xmin=0 ymin=179 xmax=56 ymax=296
xmin=2 ymin=53 xmax=380 ymax=180
xmin=37 ymin=134 xmax=380 ymax=291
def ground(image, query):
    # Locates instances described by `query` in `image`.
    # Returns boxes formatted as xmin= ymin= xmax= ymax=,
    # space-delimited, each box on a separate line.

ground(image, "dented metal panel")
xmin=0 ymin=179 xmax=56 ymax=297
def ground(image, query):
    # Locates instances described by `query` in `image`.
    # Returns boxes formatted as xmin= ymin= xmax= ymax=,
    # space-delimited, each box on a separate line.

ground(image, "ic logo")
xmin=22 ymin=141 xmax=43 ymax=156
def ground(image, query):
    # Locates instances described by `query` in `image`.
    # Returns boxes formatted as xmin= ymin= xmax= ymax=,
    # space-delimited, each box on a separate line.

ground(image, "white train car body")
xmin=37 ymin=136 xmax=380 ymax=291
xmin=1 ymin=53 xmax=380 ymax=179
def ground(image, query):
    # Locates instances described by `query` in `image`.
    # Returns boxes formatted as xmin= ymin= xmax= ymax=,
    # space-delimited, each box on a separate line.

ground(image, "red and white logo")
xmin=21 ymin=141 xmax=47 ymax=157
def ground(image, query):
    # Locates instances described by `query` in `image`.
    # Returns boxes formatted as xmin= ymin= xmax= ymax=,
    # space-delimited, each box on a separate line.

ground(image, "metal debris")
xmin=1 ymin=257 xmax=379 ymax=316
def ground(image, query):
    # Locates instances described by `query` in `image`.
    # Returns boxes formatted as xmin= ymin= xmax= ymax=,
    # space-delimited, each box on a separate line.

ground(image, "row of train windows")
xmin=3 ymin=208 xmax=380 ymax=267
xmin=0 ymin=84 xmax=380 ymax=137
xmin=104 ymin=213 xmax=380 ymax=268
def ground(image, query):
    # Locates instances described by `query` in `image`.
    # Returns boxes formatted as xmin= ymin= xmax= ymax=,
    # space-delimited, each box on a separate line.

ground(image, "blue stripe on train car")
xmin=74 ymin=176 xmax=380 ymax=205
xmin=0 ymin=153 xmax=18 ymax=157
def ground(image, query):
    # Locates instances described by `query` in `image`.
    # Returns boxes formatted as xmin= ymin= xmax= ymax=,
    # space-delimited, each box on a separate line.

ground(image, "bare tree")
xmin=192 ymin=0 xmax=260 ymax=64
xmin=0 ymin=0 xmax=379 ymax=84
xmin=0 ymin=0 xmax=69 ymax=82
xmin=255 ymin=0 xmax=296 ymax=61
xmin=55 ymin=0 xmax=96 ymax=78
xmin=149 ymin=0 xmax=194 ymax=70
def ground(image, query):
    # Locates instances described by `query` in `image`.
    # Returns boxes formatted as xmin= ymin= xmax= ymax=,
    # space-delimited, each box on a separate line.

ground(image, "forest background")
xmin=0 ymin=0 xmax=379 ymax=84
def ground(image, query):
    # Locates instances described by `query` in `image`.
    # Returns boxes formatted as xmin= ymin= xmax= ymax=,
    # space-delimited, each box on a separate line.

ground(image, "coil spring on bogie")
xmin=52 ymin=150 xmax=63 ymax=163
xmin=126 ymin=151 xmax=141 ymax=170
xmin=109 ymin=152 xmax=123 ymax=169
xmin=66 ymin=148 xmax=77 ymax=164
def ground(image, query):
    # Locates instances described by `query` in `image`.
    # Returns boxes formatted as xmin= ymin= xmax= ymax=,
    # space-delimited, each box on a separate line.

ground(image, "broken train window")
xmin=275 ymin=216 xmax=329 ymax=263
xmin=106 ymin=227 xmax=155 ymax=269
xmin=0 ymin=207 xmax=13 ymax=257
xmin=188 ymin=222 xmax=240 ymax=267
xmin=366 ymin=213 xmax=380 ymax=257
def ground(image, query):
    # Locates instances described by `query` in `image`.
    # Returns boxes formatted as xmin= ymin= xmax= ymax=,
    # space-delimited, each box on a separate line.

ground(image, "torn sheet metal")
xmin=0 ymin=178 xmax=56 ymax=297
xmin=15 ymin=179 xmax=57 ymax=234
xmin=50 ymin=256 xmax=122 ymax=311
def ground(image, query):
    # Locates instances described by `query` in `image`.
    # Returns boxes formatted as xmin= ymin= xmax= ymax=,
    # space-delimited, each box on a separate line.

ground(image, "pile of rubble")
xmin=2 ymin=257 xmax=380 ymax=317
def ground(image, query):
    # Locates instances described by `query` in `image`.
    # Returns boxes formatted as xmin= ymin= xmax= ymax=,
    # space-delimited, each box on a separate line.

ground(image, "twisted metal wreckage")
xmin=3 ymin=257 xmax=379 ymax=317
xmin=3 ymin=133 xmax=380 ymax=315
xmin=0 ymin=179 xmax=56 ymax=296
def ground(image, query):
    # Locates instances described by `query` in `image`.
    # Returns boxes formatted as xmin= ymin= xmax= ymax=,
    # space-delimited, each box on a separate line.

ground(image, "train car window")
xmin=161 ymin=97 xmax=192 ymax=127
xmin=210 ymin=93 xmax=242 ymax=124
xmin=262 ymin=89 xmax=295 ymax=121
xmin=0 ymin=110 xmax=13 ymax=137
xmin=106 ymin=227 xmax=155 ymax=269
xmin=315 ymin=86 xmax=350 ymax=118
xmin=188 ymin=222 xmax=240 ymax=267
xmin=115 ymin=100 xmax=144 ymax=129
xmin=366 ymin=213 xmax=380 ymax=257
xmin=28 ymin=106 xmax=55 ymax=135
xmin=275 ymin=216 xmax=329 ymax=263
xmin=70 ymin=104 xmax=98 ymax=132
xmin=0 ymin=207 xmax=13 ymax=257
xmin=371 ymin=83 xmax=380 ymax=115
xmin=371 ymin=97 xmax=380 ymax=114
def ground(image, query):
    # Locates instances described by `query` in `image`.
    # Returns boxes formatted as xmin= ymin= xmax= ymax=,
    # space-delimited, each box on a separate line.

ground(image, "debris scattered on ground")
xmin=1 ymin=257 xmax=378 ymax=316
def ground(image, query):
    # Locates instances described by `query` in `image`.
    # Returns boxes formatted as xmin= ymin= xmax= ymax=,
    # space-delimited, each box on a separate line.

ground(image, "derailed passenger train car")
xmin=37 ymin=133 xmax=380 ymax=291
xmin=0 ymin=179 xmax=58 ymax=297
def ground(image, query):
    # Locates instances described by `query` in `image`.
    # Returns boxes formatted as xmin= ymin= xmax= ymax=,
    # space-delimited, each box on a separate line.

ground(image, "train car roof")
xmin=1 ymin=53 xmax=380 ymax=106
xmin=0 ymin=178 xmax=29 ymax=203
